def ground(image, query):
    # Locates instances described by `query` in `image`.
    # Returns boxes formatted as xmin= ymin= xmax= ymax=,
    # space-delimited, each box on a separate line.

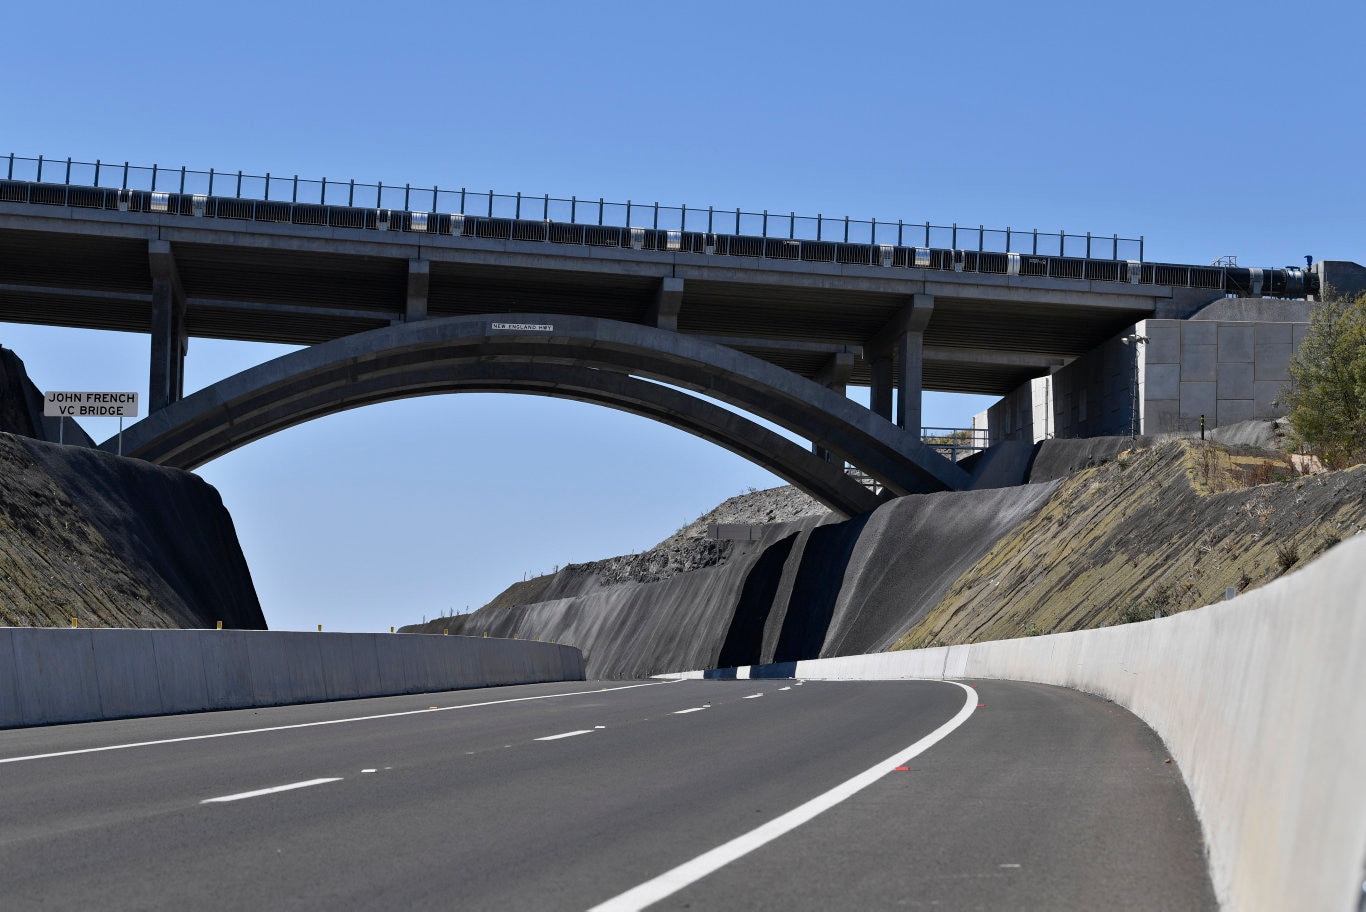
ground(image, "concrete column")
xmin=148 ymin=240 xmax=187 ymax=413
xmin=867 ymin=294 xmax=933 ymax=428
xmin=406 ymin=259 xmax=430 ymax=322
xmin=869 ymin=351 xmax=893 ymax=420
xmin=895 ymin=294 xmax=933 ymax=432
xmin=647 ymin=277 xmax=684 ymax=331
xmin=812 ymin=351 xmax=854 ymax=462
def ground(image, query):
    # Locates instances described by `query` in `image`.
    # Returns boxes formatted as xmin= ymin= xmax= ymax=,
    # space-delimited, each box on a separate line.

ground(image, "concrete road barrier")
xmin=0 ymin=629 xmax=584 ymax=730
xmin=675 ymin=535 xmax=1366 ymax=912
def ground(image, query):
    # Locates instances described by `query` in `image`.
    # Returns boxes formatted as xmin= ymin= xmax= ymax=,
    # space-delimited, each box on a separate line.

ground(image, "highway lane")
xmin=0 ymin=678 xmax=1214 ymax=910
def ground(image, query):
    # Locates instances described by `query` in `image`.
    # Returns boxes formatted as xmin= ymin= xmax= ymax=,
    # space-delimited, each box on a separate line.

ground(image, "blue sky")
xmin=5 ymin=0 xmax=1363 ymax=631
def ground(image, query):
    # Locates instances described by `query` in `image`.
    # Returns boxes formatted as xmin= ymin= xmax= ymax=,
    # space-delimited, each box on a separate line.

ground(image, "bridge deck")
xmin=0 ymin=195 xmax=1213 ymax=395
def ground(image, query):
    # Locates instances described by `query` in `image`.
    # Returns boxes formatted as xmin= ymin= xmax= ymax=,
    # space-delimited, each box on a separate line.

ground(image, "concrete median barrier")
xmin=683 ymin=535 xmax=1366 ymax=912
xmin=90 ymin=629 xmax=163 ymax=720
xmin=0 ymin=629 xmax=584 ymax=728
xmin=10 ymin=628 xmax=103 ymax=725
xmin=152 ymin=630 xmax=211 ymax=715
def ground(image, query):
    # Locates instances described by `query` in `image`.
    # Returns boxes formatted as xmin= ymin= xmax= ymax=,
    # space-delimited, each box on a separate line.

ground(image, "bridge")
xmin=0 ymin=155 xmax=1312 ymax=513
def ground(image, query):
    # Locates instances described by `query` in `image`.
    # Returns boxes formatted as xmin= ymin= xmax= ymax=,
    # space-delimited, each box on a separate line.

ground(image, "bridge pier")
xmin=405 ymin=259 xmax=429 ymax=322
xmin=647 ymin=277 xmax=685 ymax=331
xmin=147 ymin=240 xmax=187 ymax=413
xmin=812 ymin=351 xmax=854 ymax=463
xmin=868 ymin=294 xmax=933 ymax=433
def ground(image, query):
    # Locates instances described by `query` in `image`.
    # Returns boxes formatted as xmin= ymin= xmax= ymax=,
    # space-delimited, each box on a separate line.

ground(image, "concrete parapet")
xmin=0 ymin=628 xmax=584 ymax=728
xmin=686 ymin=535 xmax=1366 ymax=912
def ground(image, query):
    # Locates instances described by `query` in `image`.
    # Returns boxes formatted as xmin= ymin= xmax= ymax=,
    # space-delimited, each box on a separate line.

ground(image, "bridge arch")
xmin=106 ymin=315 xmax=968 ymax=514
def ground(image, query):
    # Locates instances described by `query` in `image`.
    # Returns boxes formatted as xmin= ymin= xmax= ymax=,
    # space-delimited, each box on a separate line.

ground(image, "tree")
xmin=1283 ymin=288 xmax=1366 ymax=468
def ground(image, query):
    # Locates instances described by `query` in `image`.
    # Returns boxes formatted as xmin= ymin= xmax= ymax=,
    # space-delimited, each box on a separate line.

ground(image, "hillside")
xmin=896 ymin=438 xmax=1365 ymax=647
xmin=0 ymin=348 xmax=265 ymax=630
xmin=404 ymin=479 xmax=1058 ymax=678
xmin=407 ymin=430 xmax=1365 ymax=679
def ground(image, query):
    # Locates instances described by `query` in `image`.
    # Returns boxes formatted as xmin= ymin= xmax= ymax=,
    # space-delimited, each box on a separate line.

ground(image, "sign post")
xmin=42 ymin=392 xmax=140 ymax=452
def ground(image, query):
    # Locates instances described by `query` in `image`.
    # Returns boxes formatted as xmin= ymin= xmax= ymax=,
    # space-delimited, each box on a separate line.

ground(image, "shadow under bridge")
xmin=104 ymin=314 xmax=971 ymax=516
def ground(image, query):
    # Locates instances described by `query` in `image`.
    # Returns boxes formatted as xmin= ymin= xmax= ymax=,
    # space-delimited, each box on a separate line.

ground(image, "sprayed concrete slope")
xmin=410 ymin=422 xmax=1354 ymax=679
xmin=0 ymin=432 xmax=266 ymax=629
xmin=0 ymin=350 xmax=264 ymax=629
xmin=412 ymin=482 xmax=1057 ymax=679
xmin=0 ymin=347 xmax=95 ymax=446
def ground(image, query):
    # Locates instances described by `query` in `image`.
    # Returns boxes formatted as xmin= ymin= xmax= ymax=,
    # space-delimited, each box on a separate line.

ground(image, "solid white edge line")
xmin=535 ymin=730 xmax=593 ymax=741
xmin=0 ymin=681 xmax=678 ymax=766
xmin=201 ymin=777 xmax=342 ymax=804
xmin=587 ymin=681 xmax=979 ymax=912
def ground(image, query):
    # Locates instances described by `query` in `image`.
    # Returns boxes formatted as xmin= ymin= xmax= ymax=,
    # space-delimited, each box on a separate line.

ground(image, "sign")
xmin=491 ymin=322 xmax=554 ymax=332
xmin=43 ymin=391 xmax=140 ymax=418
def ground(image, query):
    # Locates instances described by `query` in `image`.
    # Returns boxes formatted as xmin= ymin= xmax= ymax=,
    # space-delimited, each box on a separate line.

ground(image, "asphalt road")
xmin=0 ymin=678 xmax=1214 ymax=910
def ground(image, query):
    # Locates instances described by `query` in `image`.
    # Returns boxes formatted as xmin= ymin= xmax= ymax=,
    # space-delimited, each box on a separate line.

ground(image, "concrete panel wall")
xmin=989 ymin=333 xmax=1136 ymax=444
xmin=685 ymin=536 xmax=1366 ymax=912
xmin=988 ymin=314 xmax=1310 ymax=443
xmin=1140 ymin=317 xmax=1306 ymax=434
xmin=0 ymin=629 xmax=584 ymax=729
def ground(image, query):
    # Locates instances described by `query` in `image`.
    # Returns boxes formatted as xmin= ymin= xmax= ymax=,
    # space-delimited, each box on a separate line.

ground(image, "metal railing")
xmin=920 ymin=427 xmax=990 ymax=463
xmin=846 ymin=427 xmax=990 ymax=490
xmin=5 ymin=156 xmax=1266 ymax=294
xmin=1 ymin=153 xmax=1146 ymax=261
xmin=0 ymin=161 xmax=1238 ymax=290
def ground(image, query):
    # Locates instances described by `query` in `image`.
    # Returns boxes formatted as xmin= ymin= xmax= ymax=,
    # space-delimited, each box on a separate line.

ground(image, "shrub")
xmin=1275 ymin=543 xmax=1300 ymax=573
xmin=1283 ymin=289 xmax=1366 ymax=468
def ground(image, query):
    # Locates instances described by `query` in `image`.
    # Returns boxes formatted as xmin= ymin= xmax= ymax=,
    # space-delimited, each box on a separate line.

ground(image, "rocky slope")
xmin=407 ymin=425 xmax=1365 ymax=680
xmin=896 ymin=438 xmax=1365 ymax=647
xmin=404 ymin=480 xmax=1057 ymax=678
xmin=0 ymin=349 xmax=265 ymax=629
xmin=421 ymin=485 xmax=832 ymax=619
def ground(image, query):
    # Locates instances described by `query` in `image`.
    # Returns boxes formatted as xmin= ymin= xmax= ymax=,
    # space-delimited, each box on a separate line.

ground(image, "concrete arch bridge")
xmin=104 ymin=314 xmax=972 ymax=517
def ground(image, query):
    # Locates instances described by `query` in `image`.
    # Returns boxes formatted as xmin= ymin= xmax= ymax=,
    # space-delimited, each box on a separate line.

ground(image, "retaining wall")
xmin=675 ymin=535 xmax=1366 ymax=912
xmin=0 ymin=628 xmax=584 ymax=728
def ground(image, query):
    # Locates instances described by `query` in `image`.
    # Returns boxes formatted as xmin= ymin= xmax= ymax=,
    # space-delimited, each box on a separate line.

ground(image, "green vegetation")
xmin=1283 ymin=289 xmax=1366 ymax=468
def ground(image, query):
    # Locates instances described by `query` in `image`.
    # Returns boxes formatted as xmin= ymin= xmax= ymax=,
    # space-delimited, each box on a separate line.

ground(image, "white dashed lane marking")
xmin=202 ymin=778 xmax=342 ymax=804
xmin=535 ymin=730 xmax=593 ymax=741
